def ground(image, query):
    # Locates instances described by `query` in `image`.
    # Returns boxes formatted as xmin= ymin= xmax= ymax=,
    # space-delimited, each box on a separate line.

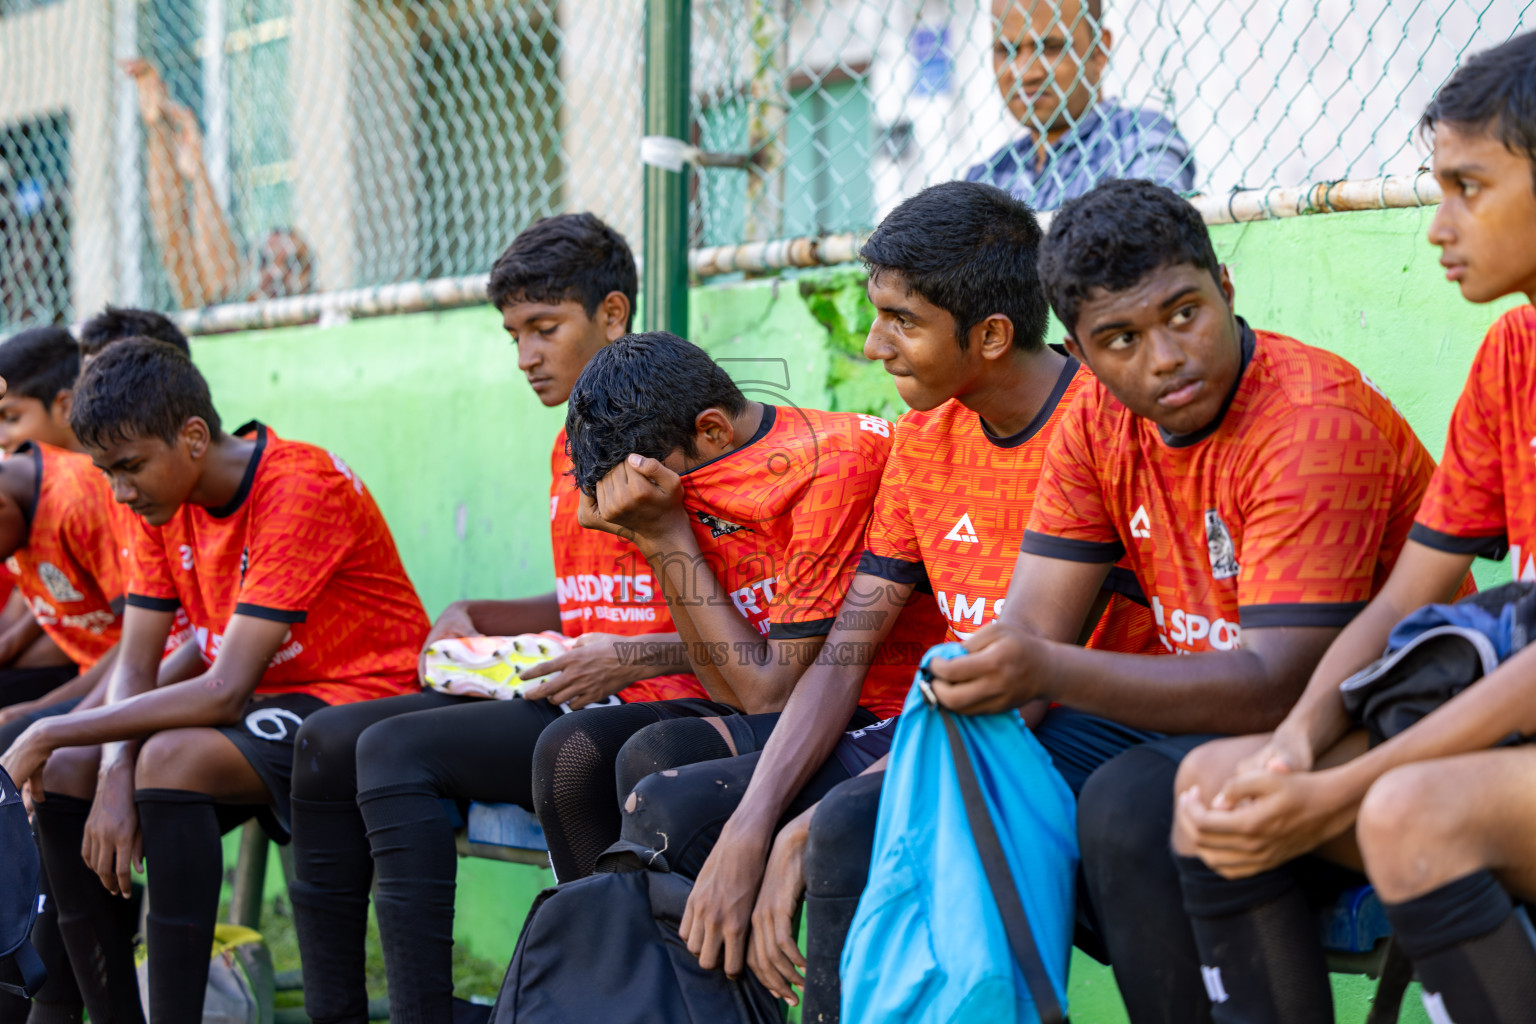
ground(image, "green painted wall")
xmin=195 ymin=205 xmax=1524 ymax=1021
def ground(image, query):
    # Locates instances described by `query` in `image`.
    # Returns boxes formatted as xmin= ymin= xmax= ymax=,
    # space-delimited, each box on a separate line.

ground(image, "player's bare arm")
xmin=678 ymin=574 xmax=912 ymax=977
xmin=579 ymin=455 xmax=813 ymax=712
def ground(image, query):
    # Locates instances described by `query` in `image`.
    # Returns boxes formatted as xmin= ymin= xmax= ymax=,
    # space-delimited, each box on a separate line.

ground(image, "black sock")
xmin=1384 ymin=870 xmax=1536 ymax=1022
xmin=286 ymin=795 xmax=373 ymax=1024
xmin=357 ymin=788 xmax=458 ymax=1024
xmin=135 ymin=789 xmax=223 ymax=1024
xmin=25 ymin=853 xmax=85 ymax=1024
xmin=801 ymin=772 xmax=883 ymax=1024
xmin=1176 ymin=855 xmax=1333 ymax=1024
xmin=33 ymin=794 xmax=144 ymax=1024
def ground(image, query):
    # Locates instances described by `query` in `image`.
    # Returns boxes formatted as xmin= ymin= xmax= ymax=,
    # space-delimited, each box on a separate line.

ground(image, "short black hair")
xmin=565 ymin=332 xmax=746 ymax=495
xmin=861 ymin=181 xmax=1049 ymax=352
xmin=70 ymin=338 xmax=222 ymax=450
xmin=1423 ymin=31 xmax=1536 ymax=191
xmin=0 ymin=327 xmax=79 ymax=408
xmin=1039 ymin=179 xmax=1221 ymax=334
xmin=78 ymin=307 xmax=191 ymax=358
xmin=487 ymin=213 xmax=638 ymax=330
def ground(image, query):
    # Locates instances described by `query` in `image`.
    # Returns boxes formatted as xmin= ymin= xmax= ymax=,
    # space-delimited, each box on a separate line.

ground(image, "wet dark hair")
xmin=1039 ymin=178 xmax=1221 ymax=334
xmin=487 ymin=213 xmax=638 ymax=330
xmin=860 ymin=181 xmax=1049 ymax=352
xmin=78 ymin=307 xmax=191 ymax=358
xmin=0 ymin=327 xmax=79 ymax=409
xmin=70 ymin=338 xmax=222 ymax=450
xmin=1423 ymin=31 xmax=1536 ymax=192
xmin=565 ymin=332 xmax=746 ymax=495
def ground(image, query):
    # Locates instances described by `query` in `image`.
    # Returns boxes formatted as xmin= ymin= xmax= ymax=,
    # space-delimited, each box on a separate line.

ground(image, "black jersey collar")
xmin=207 ymin=421 xmax=268 ymax=519
xmin=1157 ymin=319 xmax=1257 ymax=449
xmin=980 ymin=355 xmax=1079 ymax=450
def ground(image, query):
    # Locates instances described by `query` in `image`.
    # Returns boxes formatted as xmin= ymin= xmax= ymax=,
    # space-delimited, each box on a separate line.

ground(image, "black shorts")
xmin=217 ymin=692 xmax=327 ymax=842
xmin=718 ymin=705 xmax=888 ymax=776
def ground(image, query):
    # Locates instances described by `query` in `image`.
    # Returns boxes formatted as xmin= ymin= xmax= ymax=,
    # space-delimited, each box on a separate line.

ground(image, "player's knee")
xmin=40 ymin=745 xmax=99 ymax=799
xmin=1358 ymin=763 xmax=1465 ymax=894
xmin=1172 ymin=735 xmax=1252 ymax=799
xmin=354 ymin=714 xmax=440 ymax=795
xmin=1080 ymin=745 xmax=1179 ymax=873
xmin=612 ymin=718 xmax=730 ymax=800
xmin=135 ymin=728 xmax=216 ymax=790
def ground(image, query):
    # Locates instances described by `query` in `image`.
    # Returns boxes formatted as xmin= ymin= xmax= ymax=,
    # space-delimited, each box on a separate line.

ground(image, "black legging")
xmin=801 ymin=771 xmax=884 ymax=1024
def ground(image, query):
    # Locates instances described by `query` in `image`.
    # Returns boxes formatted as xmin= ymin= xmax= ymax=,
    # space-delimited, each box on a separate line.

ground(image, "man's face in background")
xmin=992 ymin=0 xmax=1111 ymax=140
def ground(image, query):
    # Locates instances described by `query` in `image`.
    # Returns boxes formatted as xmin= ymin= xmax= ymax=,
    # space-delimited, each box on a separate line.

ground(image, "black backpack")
xmin=0 ymin=766 xmax=45 ymax=997
xmin=489 ymin=861 xmax=782 ymax=1024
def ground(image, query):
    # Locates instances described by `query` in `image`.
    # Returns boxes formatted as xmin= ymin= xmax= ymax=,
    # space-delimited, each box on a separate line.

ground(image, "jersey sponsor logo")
xmin=1205 ymin=510 xmax=1240 ymax=580
xmin=856 ymin=414 xmax=891 ymax=438
xmin=60 ymin=609 xmax=116 ymax=634
xmin=197 ymin=625 xmax=304 ymax=668
xmin=329 ymin=453 xmax=366 ymax=494
xmin=179 ymin=544 xmax=195 ymax=571
xmin=37 ymin=562 xmax=83 ymax=603
xmin=244 ymin=706 xmax=306 ymax=741
xmin=1200 ymin=965 xmax=1229 ymax=1004
xmin=729 ymin=577 xmax=776 ymax=631
xmin=556 ymin=572 xmax=655 ymax=606
xmin=1151 ymin=596 xmax=1241 ymax=652
xmin=944 ymin=513 xmax=979 ymax=545
xmin=936 ymin=591 xmax=1003 ymax=628
xmin=28 ymin=596 xmax=56 ymax=627
xmin=693 ymin=510 xmax=752 ymax=538
xmin=1129 ymin=505 xmax=1152 ymax=539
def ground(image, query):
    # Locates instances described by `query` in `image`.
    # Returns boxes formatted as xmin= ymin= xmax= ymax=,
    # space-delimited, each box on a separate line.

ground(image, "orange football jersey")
xmin=8 ymin=443 xmax=123 ymax=668
xmin=861 ymin=361 xmax=1162 ymax=655
xmin=124 ymin=423 xmax=428 ymax=704
xmin=679 ymin=405 xmax=947 ymax=719
xmin=108 ymin=501 xmax=192 ymax=654
xmin=1412 ymin=306 xmax=1536 ymax=577
xmin=549 ymin=429 xmax=705 ymax=703
xmin=1024 ymin=325 xmax=1441 ymax=654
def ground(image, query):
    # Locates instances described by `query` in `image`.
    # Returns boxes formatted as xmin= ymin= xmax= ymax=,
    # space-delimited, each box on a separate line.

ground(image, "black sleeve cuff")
xmin=1102 ymin=566 xmax=1149 ymax=607
xmin=767 ymin=617 xmax=837 ymax=640
xmin=856 ymin=551 xmax=933 ymax=594
xmin=234 ymin=602 xmax=308 ymax=624
xmin=125 ymin=593 xmax=180 ymax=612
xmin=1408 ymin=522 xmax=1509 ymax=561
xmin=1020 ymin=530 xmax=1125 ymax=563
xmin=1239 ymin=601 xmax=1368 ymax=629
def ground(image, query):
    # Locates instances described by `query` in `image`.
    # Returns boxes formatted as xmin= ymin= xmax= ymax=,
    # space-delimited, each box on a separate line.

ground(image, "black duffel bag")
xmin=489 ymin=857 xmax=782 ymax=1024
xmin=0 ymin=765 xmax=45 ymax=997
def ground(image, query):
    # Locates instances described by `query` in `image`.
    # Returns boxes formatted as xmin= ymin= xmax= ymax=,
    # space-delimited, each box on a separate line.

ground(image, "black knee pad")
xmin=804 ymin=772 xmax=883 ymax=901
xmin=1078 ymin=742 xmax=1184 ymax=871
xmin=613 ymin=718 xmax=732 ymax=801
xmin=293 ymin=703 xmax=376 ymax=801
xmin=618 ymin=753 xmax=760 ymax=878
xmin=353 ymin=714 xmax=435 ymax=794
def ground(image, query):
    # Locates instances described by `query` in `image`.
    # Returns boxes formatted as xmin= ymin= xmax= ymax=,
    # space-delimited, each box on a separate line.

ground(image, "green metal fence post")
xmin=643 ymin=0 xmax=691 ymax=335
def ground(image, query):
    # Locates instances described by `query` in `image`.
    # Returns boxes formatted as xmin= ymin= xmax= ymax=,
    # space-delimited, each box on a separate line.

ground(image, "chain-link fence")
xmin=0 ymin=0 xmax=1531 ymax=328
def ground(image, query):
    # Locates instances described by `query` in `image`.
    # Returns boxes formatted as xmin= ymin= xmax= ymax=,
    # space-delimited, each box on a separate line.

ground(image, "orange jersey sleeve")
xmin=1411 ymin=307 xmax=1536 ymax=572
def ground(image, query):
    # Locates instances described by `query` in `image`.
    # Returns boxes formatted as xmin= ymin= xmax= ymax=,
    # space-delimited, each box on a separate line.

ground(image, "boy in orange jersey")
xmin=925 ymin=178 xmax=1467 ymax=1024
xmin=287 ymin=214 xmax=717 ymax=1024
xmin=605 ymin=183 xmax=1161 ymax=1018
xmin=2 ymin=340 xmax=430 ymax=1024
xmin=1166 ymin=34 xmax=1536 ymax=1023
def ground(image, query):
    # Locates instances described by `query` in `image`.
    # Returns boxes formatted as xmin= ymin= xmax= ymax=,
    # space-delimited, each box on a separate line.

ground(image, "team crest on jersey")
xmin=1204 ymin=510 xmax=1240 ymax=580
xmin=693 ymin=510 xmax=752 ymax=538
xmin=38 ymin=562 xmax=83 ymax=603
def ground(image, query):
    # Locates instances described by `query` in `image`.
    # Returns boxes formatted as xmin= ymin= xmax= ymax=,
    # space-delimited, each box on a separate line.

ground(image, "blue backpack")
xmin=840 ymin=643 xmax=1075 ymax=1024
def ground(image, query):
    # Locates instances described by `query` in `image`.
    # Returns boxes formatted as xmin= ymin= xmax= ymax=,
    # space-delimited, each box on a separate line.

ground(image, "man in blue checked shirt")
xmin=967 ymin=0 xmax=1195 ymax=210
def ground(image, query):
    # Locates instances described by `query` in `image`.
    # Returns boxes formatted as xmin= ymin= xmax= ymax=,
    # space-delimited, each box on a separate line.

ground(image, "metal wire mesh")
xmin=0 ymin=0 xmax=1531 ymax=327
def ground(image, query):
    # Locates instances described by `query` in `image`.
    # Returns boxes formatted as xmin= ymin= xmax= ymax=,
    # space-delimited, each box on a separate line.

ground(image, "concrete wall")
xmin=198 ymin=205 xmax=1521 ymax=1018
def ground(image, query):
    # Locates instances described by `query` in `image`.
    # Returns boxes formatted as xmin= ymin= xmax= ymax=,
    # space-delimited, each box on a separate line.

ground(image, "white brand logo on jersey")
xmin=179 ymin=545 xmax=194 ymax=571
xmin=857 ymin=414 xmax=891 ymax=437
xmin=1200 ymin=966 xmax=1229 ymax=1004
xmin=1205 ymin=510 xmax=1240 ymax=580
xmin=38 ymin=562 xmax=83 ymax=603
xmin=1421 ymin=992 xmax=1456 ymax=1024
xmin=1129 ymin=505 xmax=1152 ymax=539
xmin=329 ymin=453 xmax=365 ymax=494
xmin=945 ymin=513 xmax=979 ymax=544
xmin=550 ymin=496 xmax=561 ymax=522
xmin=1512 ymin=544 xmax=1536 ymax=582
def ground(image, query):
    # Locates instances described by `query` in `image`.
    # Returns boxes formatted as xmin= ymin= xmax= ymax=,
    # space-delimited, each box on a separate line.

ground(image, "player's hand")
xmin=680 ymin=824 xmax=772 ymax=978
xmin=83 ymin=766 xmax=142 ymax=898
xmin=1 ymin=720 xmax=56 ymax=810
xmin=1231 ymin=727 xmax=1315 ymax=779
xmin=925 ymin=621 xmax=1053 ymax=714
xmin=519 ymin=633 xmax=637 ymax=709
xmin=119 ymin=58 xmax=168 ymax=126
xmin=417 ymin=601 xmax=481 ymax=683
xmin=165 ymin=103 xmax=205 ymax=180
xmin=1176 ymin=768 xmax=1355 ymax=879
xmin=578 ymin=456 xmax=690 ymax=554
xmin=748 ymin=810 xmax=811 ymax=1004
xmin=0 ymin=700 xmax=33 ymax=730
